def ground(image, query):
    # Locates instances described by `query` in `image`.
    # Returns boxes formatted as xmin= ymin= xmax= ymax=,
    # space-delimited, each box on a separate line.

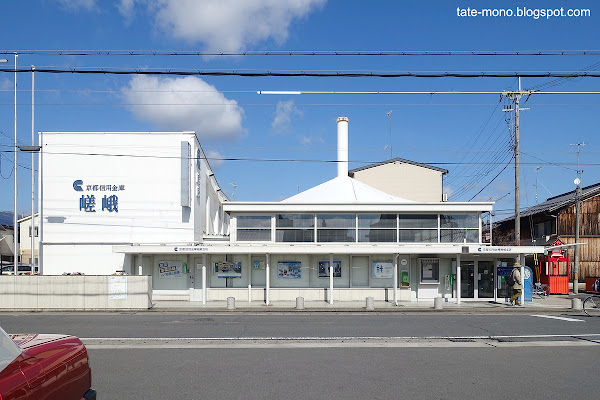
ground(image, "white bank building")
xmin=39 ymin=118 xmax=543 ymax=304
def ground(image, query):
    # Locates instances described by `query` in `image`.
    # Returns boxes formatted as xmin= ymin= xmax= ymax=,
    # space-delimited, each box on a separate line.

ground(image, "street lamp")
xmin=574 ymin=177 xmax=581 ymax=294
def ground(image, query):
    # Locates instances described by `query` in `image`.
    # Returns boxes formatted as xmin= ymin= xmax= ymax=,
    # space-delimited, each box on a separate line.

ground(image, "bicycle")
xmin=583 ymin=295 xmax=600 ymax=317
xmin=532 ymin=282 xmax=551 ymax=298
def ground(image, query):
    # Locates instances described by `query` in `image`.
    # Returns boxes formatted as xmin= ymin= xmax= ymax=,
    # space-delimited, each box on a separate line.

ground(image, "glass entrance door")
xmin=460 ymin=261 xmax=475 ymax=298
xmin=478 ymin=261 xmax=495 ymax=298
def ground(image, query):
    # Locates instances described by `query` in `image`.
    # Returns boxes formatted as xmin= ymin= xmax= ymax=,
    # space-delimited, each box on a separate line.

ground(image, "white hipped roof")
xmin=282 ymin=176 xmax=414 ymax=203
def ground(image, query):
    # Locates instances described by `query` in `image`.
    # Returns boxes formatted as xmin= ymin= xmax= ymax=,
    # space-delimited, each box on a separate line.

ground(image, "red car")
xmin=0 ymin=326 xmax=96 ymax=400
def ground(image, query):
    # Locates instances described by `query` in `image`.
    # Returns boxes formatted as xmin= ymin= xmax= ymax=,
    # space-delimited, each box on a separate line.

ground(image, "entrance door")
xmin=460 ymin=261 xmax=475 ymax=298
xmin=478 ymin=261 xmax=494 ymax=298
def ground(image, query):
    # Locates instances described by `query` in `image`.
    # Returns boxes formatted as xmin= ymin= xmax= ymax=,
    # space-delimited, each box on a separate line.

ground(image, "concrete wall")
xmin=352 ymin=161 xmax=444 ymax=202
xmin=0 ymin=275 xmax=152 ymax=310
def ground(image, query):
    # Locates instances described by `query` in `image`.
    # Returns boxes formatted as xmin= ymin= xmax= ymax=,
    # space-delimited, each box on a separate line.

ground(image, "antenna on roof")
xmin=230 ymin=182 xmax=237 ymax=201
xmin=387 ymin=110 xmax=393 ymax=159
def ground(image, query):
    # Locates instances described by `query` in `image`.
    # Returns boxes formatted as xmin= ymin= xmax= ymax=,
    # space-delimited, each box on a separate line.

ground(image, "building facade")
xmin=493 ymin=183 xmax=600 ymax=281
xmin=39 ymin=119 xmax=544 ymax=303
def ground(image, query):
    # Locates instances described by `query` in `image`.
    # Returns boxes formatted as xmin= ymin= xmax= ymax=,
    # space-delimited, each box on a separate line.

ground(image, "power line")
xmin=3 ymin=50 xmax=600 ymax=56
xmin=4 ymin=67 xmax=600 ymax=78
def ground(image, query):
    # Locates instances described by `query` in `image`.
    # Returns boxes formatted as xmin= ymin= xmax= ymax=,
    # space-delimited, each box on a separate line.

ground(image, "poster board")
xmin=372 ymin=261 xmax=394 ymax=279
xmin=159 ymin=261 xmax=183 ymax=279
xmin=215 ymin=261 xmax=242 ymax=278
xmin=253 ymin=260 xmax=265 ymax=270
xmin=318 ymin=260 xmax=341 ymax=278
xmin=278 ymin=261 xmax=302 ymax=279
xmin=108 ymin=276 xmax=127 ymax=299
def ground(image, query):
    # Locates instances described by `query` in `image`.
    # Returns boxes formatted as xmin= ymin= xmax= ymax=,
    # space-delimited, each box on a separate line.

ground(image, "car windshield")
xmin=0 ymin=326 xmax=21 ymax=371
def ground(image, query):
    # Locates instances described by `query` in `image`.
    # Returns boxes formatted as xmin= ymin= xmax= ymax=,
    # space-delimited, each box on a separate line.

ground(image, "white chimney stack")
xmin=337 ymin=117 xmax=349 ymax=178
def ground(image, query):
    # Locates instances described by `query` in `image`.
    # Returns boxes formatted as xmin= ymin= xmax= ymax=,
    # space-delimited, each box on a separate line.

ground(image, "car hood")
xmin=9 ymin=334 xmax=72 ymax=349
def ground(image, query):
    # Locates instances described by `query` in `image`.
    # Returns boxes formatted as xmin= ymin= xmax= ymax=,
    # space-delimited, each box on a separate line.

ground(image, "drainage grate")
xmin=448 ymin=338 xmax=475 ymax=342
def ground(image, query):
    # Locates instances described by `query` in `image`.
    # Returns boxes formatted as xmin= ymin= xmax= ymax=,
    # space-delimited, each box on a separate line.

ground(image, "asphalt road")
xmin=1 ymin=312 xmax=600 ymax=338
xmin=2 ymin=313 xmax=598 ymax=399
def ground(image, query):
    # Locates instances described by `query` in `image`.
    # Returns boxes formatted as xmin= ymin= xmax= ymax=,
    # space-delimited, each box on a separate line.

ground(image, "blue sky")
xmin=1 ymin=0 xmax=600 ymax=222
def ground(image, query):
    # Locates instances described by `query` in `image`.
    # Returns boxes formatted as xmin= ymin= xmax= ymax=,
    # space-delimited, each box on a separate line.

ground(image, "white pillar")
xmin=266 ymin=254 xmax=270 ymax=305
xmin=138 ymin=253 xmax=142 ymax=275
xmin=457 ymin=254 xmax=461 ymax=305
xmin=393 ymin=254 xmax=398 ymax=306
xmin=202 ymin=265 xmax=207 ymax=305
xmin=202 ymin=253 xmax=207 ymax=304
xmin=248 ymin=254 xmax=252 ymax=302
xmin=30 ymin=66 xmax=35 ymax=273
xmin=38 ymin=129 xmax=43 ymax=275
xmin=329 ymin=253 xmax=334 ymax=305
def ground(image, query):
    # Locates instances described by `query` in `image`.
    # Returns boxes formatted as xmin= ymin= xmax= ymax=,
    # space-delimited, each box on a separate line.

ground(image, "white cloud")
xmin=55 ymin=0 xmax=97 ymax=11
xmin=299 ymin=135 xmax=324 ymax=145
xmin=152 ymin=0 xmax=326 ymax=52
xmin=205 ymin=150 xmax=225 ymax=169
xmin=117 ymin=0 xmax=137 ymax=20
xmin=272 ymin=100 xmax=302 ymax=133
xmin=123 ymin=75 xmax=244 ymax=140
xmin=0 ymin=78 xmax=11 ymax=91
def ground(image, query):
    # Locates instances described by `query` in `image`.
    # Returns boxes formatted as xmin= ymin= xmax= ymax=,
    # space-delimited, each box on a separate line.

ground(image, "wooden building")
xmin=493 ymin=182 xmax=600 ymax=280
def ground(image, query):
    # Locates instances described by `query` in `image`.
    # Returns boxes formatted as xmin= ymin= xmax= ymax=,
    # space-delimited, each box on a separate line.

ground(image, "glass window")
xmin=440 ymin=229 xmax=479 ymax=243
xmin=236 ymin=215 xmax=271 ymax=241
xmin=276 ymin=229 xmax=314 ymax=242
xmin=399 ymin=229 xmax=438 ymax=243
xmin=317 ymin=229 xmax=356 ymax=242
xmin=399 ymin=214 xmax=438 ymax=228
xmin=420 ymin=258 xmax=440 ymax=283
xmin=237 ymin=215 xmax=271 ymax=228
xmin=358 ymin=229 xmax=397 ymax=242
xmin=276 ymin=214 xmax=314 ymax=228
xmin=358 ymin=214 xmax=397 ymax=229
xmin=440 ymin=214 xmax=479 ymax=229
xmin=237 ymin=229 xmax=271 ymax=241
xmin=317 ymin=214 xmax=355 ymax=228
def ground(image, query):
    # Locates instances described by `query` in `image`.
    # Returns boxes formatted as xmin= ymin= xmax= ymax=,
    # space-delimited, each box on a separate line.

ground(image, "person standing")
xmin=509 ymin=266 xmax=522 ymax=306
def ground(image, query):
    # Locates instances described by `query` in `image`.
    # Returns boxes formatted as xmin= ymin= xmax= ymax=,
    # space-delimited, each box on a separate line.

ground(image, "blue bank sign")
xmin=74 ymin=179 xmax=125 ymax=213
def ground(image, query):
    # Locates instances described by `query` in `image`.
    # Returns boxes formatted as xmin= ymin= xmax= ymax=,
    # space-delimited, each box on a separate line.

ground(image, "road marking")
xmin=531 ymin=314 xmax=585 ymax=322
xmin=81 ymin=334 xmax=600 ymax=349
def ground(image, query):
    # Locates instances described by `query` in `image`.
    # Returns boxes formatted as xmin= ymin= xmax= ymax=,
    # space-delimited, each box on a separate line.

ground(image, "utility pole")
xmin=13 ymin=53 xmax=18 ymax=274
xmin=503 ymin=78 xmax=531 ymax=305
xmin=535 ymin=167 xmax=542 ymax=204
xmin=571 ymin=142 xmax=586 ymax=294
xmin=503 ymin=78 xmax=530 ymax=270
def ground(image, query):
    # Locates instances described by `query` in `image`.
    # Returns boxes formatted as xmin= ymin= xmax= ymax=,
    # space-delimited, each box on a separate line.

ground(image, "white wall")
xmin=352 ymin=161 xmax=444 ymax=202
xmin=40 ymin=132 xmax=226 ymax=275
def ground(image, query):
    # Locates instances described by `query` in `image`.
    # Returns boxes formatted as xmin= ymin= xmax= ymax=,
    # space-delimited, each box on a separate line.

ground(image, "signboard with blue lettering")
xmin=372 ymin=261 xmax=394 ymax=279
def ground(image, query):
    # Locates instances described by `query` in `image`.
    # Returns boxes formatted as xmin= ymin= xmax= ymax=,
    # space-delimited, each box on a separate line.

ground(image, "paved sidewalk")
xmin=150 ymin=294 xmax=581 ymax=313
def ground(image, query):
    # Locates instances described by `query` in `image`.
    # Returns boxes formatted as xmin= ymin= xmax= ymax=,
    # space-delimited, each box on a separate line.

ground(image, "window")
xmin=399 ymin=214 xmax=438 ymax=243
xmin=236 ymin=216 xmax=271 ymax=241
xmin=358 ymin=214 xmax=396 ymax=243
xmin=317 ymin=214 xmax=355 ymax=242
xmin=275 ymin=214 xmax=314 ymax=242
xmin=420 ymin=258 xmax=440 ymax=283
xmin=28 ymin=226 xmax=39 ymax=238
xmin=440 ymin=214 xmax=479 ymax=243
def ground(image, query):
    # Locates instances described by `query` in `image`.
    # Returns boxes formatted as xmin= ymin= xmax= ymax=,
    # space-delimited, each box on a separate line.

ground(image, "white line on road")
xmin=531 ymin=315 xmax=585 ymax=322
